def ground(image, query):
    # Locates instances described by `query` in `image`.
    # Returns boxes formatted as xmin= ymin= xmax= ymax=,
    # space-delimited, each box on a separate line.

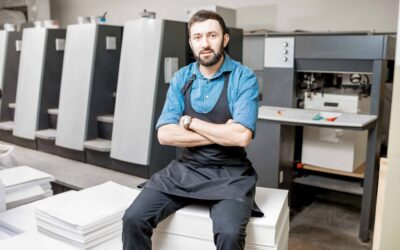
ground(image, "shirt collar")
xmin=191 ymin=53 xmax=234 ymax=80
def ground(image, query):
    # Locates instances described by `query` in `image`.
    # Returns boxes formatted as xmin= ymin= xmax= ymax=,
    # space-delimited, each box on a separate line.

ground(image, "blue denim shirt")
xmin=156 ymin=54 xmax=259 ymax=135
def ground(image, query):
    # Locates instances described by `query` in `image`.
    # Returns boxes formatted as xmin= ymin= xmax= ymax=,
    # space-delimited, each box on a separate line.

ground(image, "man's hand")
xmin=190 ymin=117 xmax=253 ymax=147
xmin=157 ymin=123 xmax=213 ymax=147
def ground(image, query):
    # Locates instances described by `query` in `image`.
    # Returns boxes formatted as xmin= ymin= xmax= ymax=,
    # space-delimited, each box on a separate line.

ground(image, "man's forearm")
xmin=189 ymin=118 xmax=252 ymax=147
xmin=158 ymin=124 xmax=214 ymax=147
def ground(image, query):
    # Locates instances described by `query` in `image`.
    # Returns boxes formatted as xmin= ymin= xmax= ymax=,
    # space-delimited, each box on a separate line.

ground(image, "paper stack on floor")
xmin=33 ymin=181 xmax=137 ymax=250
xmin=0 ymin=166 xmax=54 ymax=209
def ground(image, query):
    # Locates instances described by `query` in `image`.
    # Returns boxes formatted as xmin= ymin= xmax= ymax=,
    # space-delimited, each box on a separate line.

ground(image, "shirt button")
xmin=205 ymin=95 xmax=209 ymax=99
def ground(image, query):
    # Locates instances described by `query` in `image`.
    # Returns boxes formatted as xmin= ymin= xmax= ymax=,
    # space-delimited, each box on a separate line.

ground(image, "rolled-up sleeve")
xmin=156 ymin=73 xmax=184 ymax=130
xmin=232 ymin=69 xmax=259 ymax=137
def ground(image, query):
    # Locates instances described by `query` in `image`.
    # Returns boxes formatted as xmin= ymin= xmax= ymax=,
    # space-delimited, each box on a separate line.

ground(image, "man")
xmin=122 ymin=10 xmax=261 ymax=250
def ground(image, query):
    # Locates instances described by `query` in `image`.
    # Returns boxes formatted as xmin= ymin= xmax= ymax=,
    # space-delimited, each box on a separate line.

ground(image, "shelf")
xmin=47 ymin=108 xmax=59 ymax=115
xmin=258 ymin=106 xmax=377 ymax=131
xmin=35 ymin=129 xmax=56 ymax=140
xmin=293 ymin=174 xmax=363 ymax=196
xmin=302 ymin=163 xmax=365 ymax=179
xmin=96 ymin=115 xmax=114 ymax=124
xmin=0 ymin=121 xmax=14 ymax=131
xmin=83 ymin=138 xmax=111 ymax=152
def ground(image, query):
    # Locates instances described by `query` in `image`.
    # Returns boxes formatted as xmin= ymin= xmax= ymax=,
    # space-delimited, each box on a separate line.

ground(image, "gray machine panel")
xmin=225 ymin=27 xmax=243 ymax=63
xmin=13 ymin=28 xmax=47 ymax=139
xmin=0 ymin=31 xmax=22 ymax=122
xmin=295 ymin=35 xmax=386 ymax=60
xmin=0 ymin=31 xmax=7 ymax=111
xmin=0 ymin=31 xmax=7 ymax=84
xmin=111 ymin=19 xmax=163 ymax=165
xmin=86 ymin=25 xmax=122 ymax=140
xmin=37 ymin=29 xmax=66 ymax=131
xmin=56 ymin=24 xmax=97 ymax=150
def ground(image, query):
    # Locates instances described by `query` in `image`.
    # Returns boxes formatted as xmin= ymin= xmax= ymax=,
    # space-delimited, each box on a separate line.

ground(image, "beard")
xmin=194 ymin=41 xmax=224 ymax=67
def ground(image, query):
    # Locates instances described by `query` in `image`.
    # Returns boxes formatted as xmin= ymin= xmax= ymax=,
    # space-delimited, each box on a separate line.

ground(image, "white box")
xmin=302 ymin=93 xmax=370 ymax=172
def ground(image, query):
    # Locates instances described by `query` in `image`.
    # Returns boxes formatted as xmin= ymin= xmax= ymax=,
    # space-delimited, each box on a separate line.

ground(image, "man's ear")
xmin=189 ymin=38 xmax=193 ymax=50
xmin=223 ymin=33 xmax=230 ymax=48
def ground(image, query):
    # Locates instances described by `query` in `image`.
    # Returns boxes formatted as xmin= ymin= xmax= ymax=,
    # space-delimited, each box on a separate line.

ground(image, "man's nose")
xmin=201 ymin=37 xmax=210 ymax=47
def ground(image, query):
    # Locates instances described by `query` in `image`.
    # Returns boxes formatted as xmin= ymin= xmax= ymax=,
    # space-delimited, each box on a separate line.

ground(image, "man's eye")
xmin=211 ymin=34 xmax=217 ymax=38
xmin=193 ymin=36 xmax=200 ymax=40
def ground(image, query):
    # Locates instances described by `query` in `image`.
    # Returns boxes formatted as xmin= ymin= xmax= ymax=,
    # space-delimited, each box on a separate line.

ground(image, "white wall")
xmin=373 ymin=3 xmax=400 ymax=249
xmin=50 ymin=0 xmax=398 ymax=32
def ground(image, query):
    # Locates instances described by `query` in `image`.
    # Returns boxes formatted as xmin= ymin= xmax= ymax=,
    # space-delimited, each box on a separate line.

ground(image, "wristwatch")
xmin=182 ymin=115 xmax=193 ymax=129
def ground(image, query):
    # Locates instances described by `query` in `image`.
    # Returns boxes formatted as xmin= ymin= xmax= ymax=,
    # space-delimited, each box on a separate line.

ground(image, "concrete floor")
xmin=3 ymin=141 xmax=374 ymax=249
xmin=289 ymin=191 xmax=372 ymax=250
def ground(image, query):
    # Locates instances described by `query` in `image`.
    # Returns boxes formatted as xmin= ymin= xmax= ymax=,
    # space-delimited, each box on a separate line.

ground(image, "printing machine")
xmin=37 ymin=22 xmax=123 ymax=161
xmin=247 ymin=32 xmax=395 ymax=241
xmin=0 ymin=28 xmax=21 ymax=143
xmin=103 ymin=18 xmax=189 ymax=177
xmin=10 ymin=24 xmax=66 ymax=149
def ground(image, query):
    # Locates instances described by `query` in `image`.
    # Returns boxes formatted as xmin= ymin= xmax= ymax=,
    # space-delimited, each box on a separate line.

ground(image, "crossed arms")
xmin=158 ymin=117 xmax=252 ymax=148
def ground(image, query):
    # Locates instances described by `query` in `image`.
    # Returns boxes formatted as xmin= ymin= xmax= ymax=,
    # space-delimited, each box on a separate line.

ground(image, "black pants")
xmin=122 ymin=187 xmax=252 ymax=250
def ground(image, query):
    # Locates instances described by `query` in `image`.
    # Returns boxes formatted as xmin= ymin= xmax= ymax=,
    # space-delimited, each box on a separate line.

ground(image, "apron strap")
xmin=181 ymin=72 xmax=231 ymax=96
xmin=180 ymin=74 xmax=196 ymax=95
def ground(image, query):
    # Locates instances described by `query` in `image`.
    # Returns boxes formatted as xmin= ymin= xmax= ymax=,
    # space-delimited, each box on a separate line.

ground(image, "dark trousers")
xmin=122 ymin=187 xmax=252 ymax=250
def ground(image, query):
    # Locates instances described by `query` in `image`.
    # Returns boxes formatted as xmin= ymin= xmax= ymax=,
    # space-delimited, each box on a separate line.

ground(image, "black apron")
xmin=144 ymin=72 xmax=263 ymax=217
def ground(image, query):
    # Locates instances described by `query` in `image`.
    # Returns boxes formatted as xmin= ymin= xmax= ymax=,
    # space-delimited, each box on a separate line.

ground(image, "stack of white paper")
xmin=153 ymin=187 xmax=290 ymax=250
xmin=33 ymin=181 xmax=137 ymax=249
xmin=0 ymin=166 xmax=55 ymax=209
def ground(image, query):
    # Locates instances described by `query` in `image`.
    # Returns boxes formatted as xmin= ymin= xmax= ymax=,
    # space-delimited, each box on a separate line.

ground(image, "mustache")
xmin=199 ymin=48 xmax=215 ymax=54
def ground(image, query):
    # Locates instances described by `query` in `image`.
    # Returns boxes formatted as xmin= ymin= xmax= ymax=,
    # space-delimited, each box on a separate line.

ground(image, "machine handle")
xmin=324 ymin=102 xmax=339 ymax=107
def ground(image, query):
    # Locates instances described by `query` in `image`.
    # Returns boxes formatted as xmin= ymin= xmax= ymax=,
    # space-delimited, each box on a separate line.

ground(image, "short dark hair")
xmin=188 ymin=10 xmax=228 ymax=36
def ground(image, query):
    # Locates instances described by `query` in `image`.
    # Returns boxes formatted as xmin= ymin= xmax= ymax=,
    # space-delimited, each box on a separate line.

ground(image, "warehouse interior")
xmin=0 ymin=0 xmax=399 ymax=249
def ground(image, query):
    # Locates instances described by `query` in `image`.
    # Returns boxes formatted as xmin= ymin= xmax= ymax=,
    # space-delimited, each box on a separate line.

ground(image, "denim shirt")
xmin=156 ymin=53 xmax=259 ymax=136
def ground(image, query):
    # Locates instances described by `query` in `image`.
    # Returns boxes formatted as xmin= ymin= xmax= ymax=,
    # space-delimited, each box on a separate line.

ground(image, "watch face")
xmin=183 ymin=116 xmax=191 ymax=128
xmin=184 ymin=116 xmax=189 ymax=125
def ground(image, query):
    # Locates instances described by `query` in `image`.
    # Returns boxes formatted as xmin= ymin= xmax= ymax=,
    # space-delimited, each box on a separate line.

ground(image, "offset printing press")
xmin=39 ymin=21 xmax=123 ymax=161
xmin=11 ymin=23 xmax=66 ymax=149
xmin=107 ymin=17 xmax=188 ymax=177
xmin=247 ymin=33 xmax=395 ymax=241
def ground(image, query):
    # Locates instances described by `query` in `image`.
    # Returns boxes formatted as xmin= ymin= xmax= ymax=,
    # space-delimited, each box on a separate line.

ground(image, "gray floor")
xmin=4 ymin=141 xmax=373 ymax=249
xmin=289 ymin=192 xmax=372 ymax=250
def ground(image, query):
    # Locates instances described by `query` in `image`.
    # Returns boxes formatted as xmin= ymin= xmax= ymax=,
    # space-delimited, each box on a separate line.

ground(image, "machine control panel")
xmin=264 ymin=37 xmax=294 ymax=68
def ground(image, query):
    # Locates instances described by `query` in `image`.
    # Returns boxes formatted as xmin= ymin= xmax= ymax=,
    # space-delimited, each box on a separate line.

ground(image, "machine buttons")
xmin=264 ymin=37 xmax=294 ymax=68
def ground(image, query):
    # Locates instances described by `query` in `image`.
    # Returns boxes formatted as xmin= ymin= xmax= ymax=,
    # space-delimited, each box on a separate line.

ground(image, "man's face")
xmin=189 ymin=19 xmax=229 ymax=67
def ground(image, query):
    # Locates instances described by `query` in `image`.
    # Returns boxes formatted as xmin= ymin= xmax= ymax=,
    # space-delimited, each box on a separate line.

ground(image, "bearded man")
xmin=122 ymin=10 xmax=261 ymax=250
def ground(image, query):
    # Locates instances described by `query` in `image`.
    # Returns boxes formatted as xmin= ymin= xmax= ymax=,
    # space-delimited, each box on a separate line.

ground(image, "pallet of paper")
xmin=0 ymin=166 xmax=54 ymax=209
